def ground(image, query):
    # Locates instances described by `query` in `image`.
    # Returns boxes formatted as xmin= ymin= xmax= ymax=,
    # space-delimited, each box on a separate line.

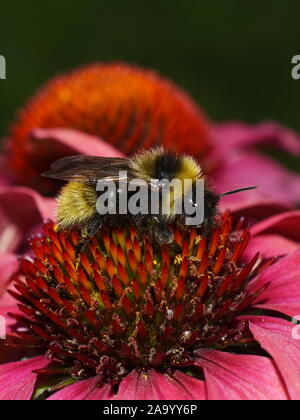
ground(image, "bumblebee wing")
xmin=42 ymin=155 xmax=132 ymax=183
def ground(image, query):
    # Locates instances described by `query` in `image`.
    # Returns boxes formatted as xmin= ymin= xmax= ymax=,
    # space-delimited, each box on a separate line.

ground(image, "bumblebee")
xmin=43 ymin=148 xmax=255 ymax=246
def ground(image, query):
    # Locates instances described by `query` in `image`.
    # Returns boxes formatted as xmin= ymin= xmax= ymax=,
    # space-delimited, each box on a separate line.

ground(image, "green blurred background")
xmin=0 ymin=1 xmax=300 ymax=169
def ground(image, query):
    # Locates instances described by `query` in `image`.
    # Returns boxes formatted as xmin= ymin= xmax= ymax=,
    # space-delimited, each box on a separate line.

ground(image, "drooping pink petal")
xmin=48 ymin=376 xmax=114 ymax=400
xmin=247 ymin=248 xmax=300 ymax=317
xmin=0 ymin=303 xmax=30 ymax=364
xmin=0 ymin=257 xmax=20 ymax=361
xmin=0 ymin=305 xmax=25 ymax=364
xmin=0 ymin=356 xmax=49 ymax=400
xmin=211 ymin=121 xmax=300 ymax=155
xmin=250 ymin=210 xmax=300 ymax=243
xmin=0 ymin=186 xmax=56 ymax=253
xmin=0 ymin=255 xmax=19 ymax=356
xmin=0 ymin=273 xmax=21 ymax=309
xmin=48 ymin=369 xmax=206 ymax=400
xmin=115 ymin=369 xmax=206 ymax=400
xmin=0 ymin=290 xmax=17 ymax=309
xmin=31 ymin=128 xmax=125 ymax=158
xmin=219 ymin=199 xmax=291 ymax=222
xmin=0 ymin=304 xmax=21 ymax=332
xmin=0 ymin=253 xmax=18 ymax=296
xmin=194 ymin=349 xmax=288 ymax=400
xmin=243 ymin=234 xmax=299 ymax=262
xmin=242 ymin=211 xmax=300 ymax=261
xmin=214 ymin=151 xmax=300 ymax=209
xmin=248 ymin=316 xmax=300 ymax=400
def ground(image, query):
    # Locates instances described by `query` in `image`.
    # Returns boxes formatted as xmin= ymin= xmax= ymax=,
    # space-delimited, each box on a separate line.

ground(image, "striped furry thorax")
xmin=130 ymin=148 xmax=203 ymax=182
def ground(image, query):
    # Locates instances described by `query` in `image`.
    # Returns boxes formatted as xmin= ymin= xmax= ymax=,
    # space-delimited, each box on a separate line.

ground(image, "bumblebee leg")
xmin=152 ymin=218 xmax=174 ymax=244
xmin=76 ymin=217 xmax=103 ymax=255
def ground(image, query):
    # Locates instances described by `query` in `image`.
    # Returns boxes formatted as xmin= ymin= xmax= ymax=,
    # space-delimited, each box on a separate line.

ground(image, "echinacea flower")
xmin=1 ymin=213 xmax=299 ymax=400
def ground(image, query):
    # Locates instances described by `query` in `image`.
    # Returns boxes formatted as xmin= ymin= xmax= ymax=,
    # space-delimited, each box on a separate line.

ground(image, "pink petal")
xmin=48 ymin=376 xmax=114 ymax=400
xmin=247 ymin=248 xmax=300 ymax=317
xmin=0 ymin=253 xmax=18 ymax=296
xmin=0 ymin=302 xmax=29 ymax=364
xmin=219 ymin=199 xmax=291 ymax=222
xmin=31 ymin=128 xmax=125 ymax=158
xmin=0 ymin=274 xmax=21 ymax=309
xmin=0 ymin=186 xmax=56 ymax=253
xmin=250 ymin=210 xmax=300 ymax=242
xmin=214 ymin=152 xmax=300 ymax=207
xmin=243 ymin=211 xmax=300 ymax=261
xmin=0 ymin=356 xmax=48 ymax=400
xmin=48 ymin=369 xmax=206 ymax=400
xmin=212 ymin=121 xmax=300 ymax=155
xmin=194 ymin=349 xmax=288 ymax=400
xmin=115 ymin=369 xmax=206 ymax=400
xmin=243 ymin=234 xmax=299 ymax=262
xmin=0 ymin=290 xmax=18 ymax=309
xmin=248 ymin=316 xmax=300 ymax=400
xmin=0 ymin=304 xmax=23 ymax=364
xmin=0 ymin=303 xmax=20 ymax=330
xmin=0 ymin=255 xmax=20 ymax=352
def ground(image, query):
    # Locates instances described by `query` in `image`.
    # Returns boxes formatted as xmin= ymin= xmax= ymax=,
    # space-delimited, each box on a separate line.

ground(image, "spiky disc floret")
xmin=8 ymin=213 xmax=268 ymax=384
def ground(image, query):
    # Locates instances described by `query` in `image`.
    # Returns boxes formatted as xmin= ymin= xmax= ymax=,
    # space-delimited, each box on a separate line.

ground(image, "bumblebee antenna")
xmin=219 ymin=186 xmax=257 ymax=198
